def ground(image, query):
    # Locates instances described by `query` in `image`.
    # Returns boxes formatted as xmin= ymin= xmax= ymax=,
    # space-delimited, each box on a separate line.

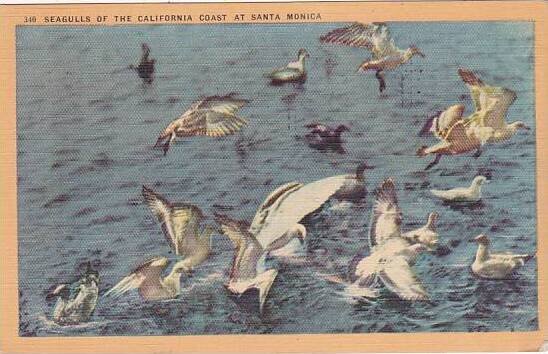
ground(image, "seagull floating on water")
xmin=104 ymin=257 xmax=190 ymax=301
xmin=320 ymin=22 xmax=425 ymax=92
xmin=129 ymin=43 xmax=155 ymax=84
xmin=154 ymin=94 xmax=249 ymax=155
xmin=346 ymin=178 xmax=436 ymax=301
xmin=142 ymin=186 xmax=215 ymax=272
xmin=472 ymin=234 xmax=533 ymax=279
xmin=47 ymin=263 xmax=99 ymax=325
xmin=266 ymin=49 xmax=309 ymax=85
xmin=430 ymin=175 xmax=488 ymax=203
xmin=401 ymin=212 xmax=440 ymax=249
xmin=304 ymin=123 xmax=350 ymax=153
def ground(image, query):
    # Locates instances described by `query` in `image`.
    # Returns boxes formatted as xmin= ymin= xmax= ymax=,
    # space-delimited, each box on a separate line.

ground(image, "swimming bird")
xmin=430 ymin=175 xmax=488 ymax=202
xmin=129 ymin=43 xmax=155 ymax=84
xmin=304 ymin=123 xmax=350 ymax=153
xmin=154 ymin=95 xmax=249 ymax=155
xmin=417 ymin=104 xmax=482 ymax=170
xmin=104 ymin=257 xmax=190 ymax=301
xmin=472 ymin=234 xmax=533 ymax=279
xmin=266 ymin=49 xmax=309 ymax=84
xmin=142 ymin=186 xmax=215 ymax=272
xmin=47 ymin=263 xmax=99 ymax=325
xmin=401 ymin=212 xmax=439 ymax=250
xmin=346 ymin=178 xmax=435 ymax=301
xmin=458 ymin=68 xmax=530 ymax=144
xmin=320 ymin=22 xmax=424 ymax=92
xmin=215 ymin=214 xmax=279 ymax=313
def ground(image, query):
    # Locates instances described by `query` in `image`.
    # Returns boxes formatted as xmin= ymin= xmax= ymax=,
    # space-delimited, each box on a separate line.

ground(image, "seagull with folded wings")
xmin=154 ymin=94 xmax=249 ymax=155
xmin=320 ymin=22 xmax=424 ymax=92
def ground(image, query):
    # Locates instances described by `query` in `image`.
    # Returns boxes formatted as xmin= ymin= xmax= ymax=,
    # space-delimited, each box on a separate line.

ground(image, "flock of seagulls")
xmin=46 ymin=22 xmax=534 ymax=326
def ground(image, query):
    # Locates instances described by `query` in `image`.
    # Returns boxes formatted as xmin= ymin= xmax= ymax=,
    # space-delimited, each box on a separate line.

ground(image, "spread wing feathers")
xmin=369 ymin=178 xmax=403 ymax=248
xmin=104 ymin=257 xmax=168 ymax=298
xmin=253 ymin=175 xmax=349 ymax=249
xmin=142 ymin=186 xmax=203 ymax=254
xmin=249 ymin=182 xmax=303 ymax=234
xmin=320 ymin=22 xmax=399 ymax=58
xmin=193 ymin=95 xmax=249 ymax=115
xmin=204 ymin=110 xmax=248 ymax=137
xmin=215 ymin=214 xmax=263 ymax=280
xmin=378 ymin=257 xmax=429 ymax=301
xmin=444 ymin=121 xmax=478 ymax=153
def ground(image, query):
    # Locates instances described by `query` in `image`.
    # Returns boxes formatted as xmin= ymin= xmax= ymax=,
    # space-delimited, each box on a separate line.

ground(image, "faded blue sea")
xmin=16 ymin=22 xmax=537 ymax=336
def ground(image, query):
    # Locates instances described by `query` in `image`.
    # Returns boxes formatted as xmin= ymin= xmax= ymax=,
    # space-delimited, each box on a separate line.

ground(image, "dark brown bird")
xmin=304 ymin=123 xmax=350 ymax=153
xmin=130 ymin=43 xmax=155 ymax=84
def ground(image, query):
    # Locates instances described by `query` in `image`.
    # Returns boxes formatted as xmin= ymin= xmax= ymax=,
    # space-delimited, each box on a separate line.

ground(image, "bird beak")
xmin=523 ymin=125 xmax=531 ymax=131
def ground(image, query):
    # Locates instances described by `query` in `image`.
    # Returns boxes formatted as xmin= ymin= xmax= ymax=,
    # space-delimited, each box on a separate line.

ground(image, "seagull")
xmin=129 ymin=43 xmax=155 ymax=84
xmin=154 ymin=94 xmax=249 ymax=155
xmin=304 ymin=123 xmax=350 ymax=153
xmin=266 ymin=49 xmax=309 ymax=84
xmin=417 ymin=104 xmax=482 ymax=170
xmin=430 ymin=175 xmax=488 ymax=202
xmin=215 ymin=214 xmax=279 ymax=313
xmin=250 ymin=164 xmax=372 ymax=253
xmin=458 ymin=68 xmax=530 ymax=144
xmin=472 ymin=234 xmax=533 ymax=279
xmin=142 ymin=186 xmax=215 ymax=272
xmin=346 ymin=178 xmax=434 ymax=301
xmin=46 ymin=263 xmax=99 ymax=325
xmin=320 ymin=22 xmax=424 ymax=92
xmin=401 ymin=212 xmax=440 ymax=249
xmin=104 ymin=257 xmax=190 ymax=301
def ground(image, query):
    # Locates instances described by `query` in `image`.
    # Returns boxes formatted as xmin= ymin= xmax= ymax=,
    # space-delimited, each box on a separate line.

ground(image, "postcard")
xmin=0 ymin=1 xmax=546 ymax=352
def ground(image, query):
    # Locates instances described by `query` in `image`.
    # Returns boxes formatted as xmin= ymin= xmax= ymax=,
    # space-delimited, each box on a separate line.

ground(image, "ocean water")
xmin=16 ymin=22 xmax=537 ymax=336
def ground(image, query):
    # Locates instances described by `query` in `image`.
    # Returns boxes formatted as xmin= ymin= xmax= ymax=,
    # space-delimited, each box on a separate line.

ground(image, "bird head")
xmin=141 ymin=43 xmax=150 ymax=53
xmin=409 ymin=45 xmax=425 ymax=58
xmin=416 ymin=146 xmax=428 ymax=157
xmin=472 ymin=175 xmax=488 ymax=186
xmin=335 ymin=124 xmax=350 ymax=133
xmin=298 ymin=48 xmax=310 ymax=60
xmin=512 ymin=121 xmax=531 ymax=131
xmin=46 ymin=284 xmax=70 ymax=301
xmin=83 ymin=262 xmax=100 ymax=286
xmin=474 ymin=234 xmax=490 ymax=245
xmin=427 ymin=212 xmax=439 ymax=228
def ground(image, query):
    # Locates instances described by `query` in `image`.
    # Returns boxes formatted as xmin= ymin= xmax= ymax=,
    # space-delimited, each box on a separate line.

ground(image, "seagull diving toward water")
xmin=472 ymin=234 xmax=533 ymax=279
xmin=266 ymin=49 xmax=310 ymax=85
xmin=46 ymin=263 xmax=99 ymax=325
xmin=346 ymin=178 xmax=437 ymax=301
xmin=154 ymin=94 xmax=249 ymax=155
xmin=320 ymin=22 xmax=425 ymax=92
xmin=142 ymin=186 xmax=215 ymax=272
xmin=430 ymin=175 xmax=488 ymax=202
xmin=104 ymin=257 xmax=191 ymax=301
xmin=215 ymin=214 xmax=279 ymax=313
xmin=129 ymin=43 xmax=155 ymax=84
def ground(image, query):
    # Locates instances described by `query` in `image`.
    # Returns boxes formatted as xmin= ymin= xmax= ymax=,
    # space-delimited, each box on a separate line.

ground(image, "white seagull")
xmin=142 ymin=186 xmax=215 ymax=272
xmin=320 ymin=22 xmax=424 ymax=92
xmin=347 ymin=178 xmax=434 ymax=301
xmin=104 ymin=257 xmax=190 ymax=301
xmin=266 ymin=49 xmax=310 ymax=84
xmin=472 ymin=234 xmax=533 ymax=279
xmin=430 ymin=175 xmax=488 ymax=203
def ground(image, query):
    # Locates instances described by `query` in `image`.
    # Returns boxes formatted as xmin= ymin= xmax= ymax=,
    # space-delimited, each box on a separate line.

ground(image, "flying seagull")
xmin=154 ymin=94 xmax=249 ymax=155
xmin=320 ymin=22 xmax=424 ymax=92
xmin=129 ymin=43 xmax=155 ymax=84
xmin=142 ymin=186 xmax=215 ymax=272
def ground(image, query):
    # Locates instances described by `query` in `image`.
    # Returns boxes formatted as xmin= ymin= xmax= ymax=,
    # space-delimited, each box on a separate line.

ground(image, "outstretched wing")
xmin=253 ymin=175 xmax=350 ymax=249
xmin=142 ymin=186 xmax=203 ymax=255
xmin=194 ymin=95 xmax=249 ymax=115
xmin=320 ymin=22 xmax=399 ymax=59
xmin=215 ymin=214 xmax=263 ymax=280
xmin=378 ymin=256 xmax=429 ymax=301
xmin=369 ymin=178 xmax=402 ymax=248
xmin=104 ymin=257 xmax=168 ymax=298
